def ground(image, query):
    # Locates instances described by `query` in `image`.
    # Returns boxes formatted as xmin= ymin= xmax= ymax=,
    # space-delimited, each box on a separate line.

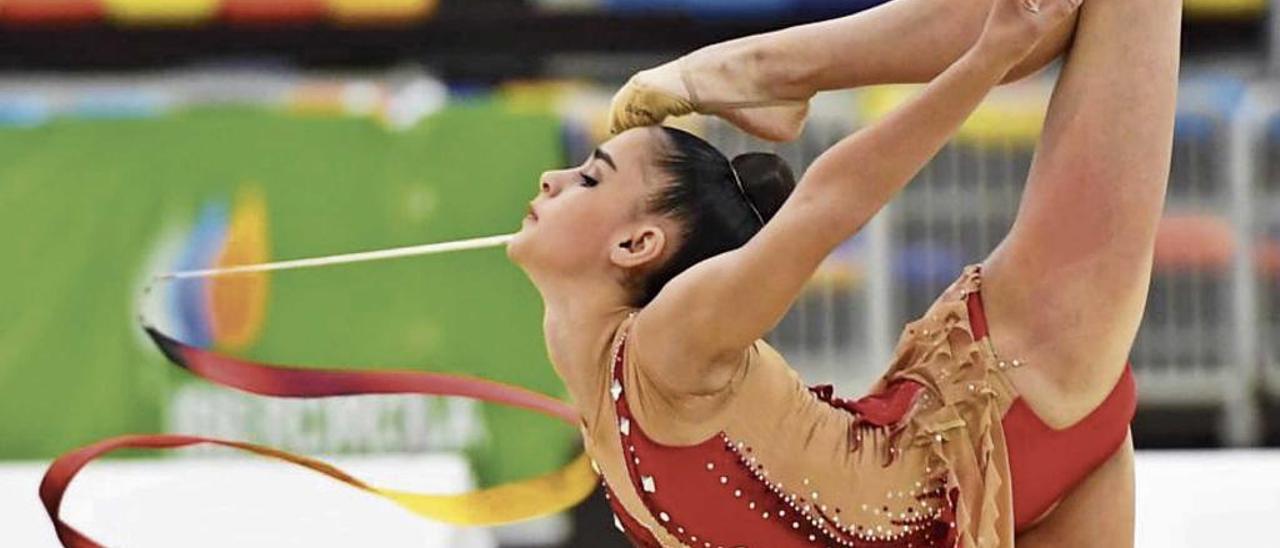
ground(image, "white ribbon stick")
xmin=157 ymin=233 xmax=515 ymax=280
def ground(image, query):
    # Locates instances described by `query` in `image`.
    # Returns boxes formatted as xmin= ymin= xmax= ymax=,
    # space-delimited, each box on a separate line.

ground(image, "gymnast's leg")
xmin=1017 ymin=432 xmax=1136 ymax=547
xmin=614 ymin=0 xmax=1078 ymax=140
xmin=979 ymin=0 xmax=1180 ymax=427
xmin=700 ymin=0 xmax=1079 ymax=95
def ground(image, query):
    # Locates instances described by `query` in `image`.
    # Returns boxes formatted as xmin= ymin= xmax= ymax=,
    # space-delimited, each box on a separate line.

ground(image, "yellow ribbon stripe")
xmin=377 ymin=452 xmax=599 ymax=526
xmin=226 ymin=439 xmax=598 ymax=526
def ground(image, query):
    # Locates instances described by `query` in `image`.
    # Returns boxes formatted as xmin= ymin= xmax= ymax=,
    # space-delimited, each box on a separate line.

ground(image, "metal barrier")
xmin=1139 ymin=77 xmax=1258 ymax=445
xmin=1255 ymin=87 xmax=1280 ymax=410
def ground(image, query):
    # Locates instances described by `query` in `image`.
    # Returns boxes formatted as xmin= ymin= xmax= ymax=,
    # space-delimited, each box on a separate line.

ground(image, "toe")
xmin=608 ymin=81 xmax=694 ymax=134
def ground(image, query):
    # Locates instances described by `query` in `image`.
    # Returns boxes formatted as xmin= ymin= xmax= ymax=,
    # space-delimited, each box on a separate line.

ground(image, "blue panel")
xmin=70 ymin=90 xmax=168 ymax=119
xmin=790 ymin=0 xmax=890 ymax=17
xmin=1173 ymin=111 xmax=1218 ymax=141
xmin=687 ymin=0 xmax=791 ymax=19
xmin=1266 ymin=112 xmax=1280 ymax=141
xmin=0 ymin=95 xmax=51 ymax=127
xmin=1177 ymin=75 xmax=1246 ymax=117
xmin=894 ymin=243 xmax=964 ymax=288
xmin=604 ymin=0 xmax=684 ymax=14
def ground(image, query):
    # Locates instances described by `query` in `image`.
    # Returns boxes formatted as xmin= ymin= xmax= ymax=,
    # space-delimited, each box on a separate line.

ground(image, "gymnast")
xmin=505 ymin=0 xmax=1179 ymax=545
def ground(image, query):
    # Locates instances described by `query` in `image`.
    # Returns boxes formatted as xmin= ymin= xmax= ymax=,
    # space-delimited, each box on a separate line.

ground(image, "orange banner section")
xmin=220 ymin=0 xmax=325 ymax=23
xmin=0 ymin=0 xmax=103 ymax=24
xmin=2 ymin=0 xmax=438 ymax=26
xmin=327 ymin=0 xmax=437 ymax=24
xmin=1153 ymin=214 xmax=1237 ymax=271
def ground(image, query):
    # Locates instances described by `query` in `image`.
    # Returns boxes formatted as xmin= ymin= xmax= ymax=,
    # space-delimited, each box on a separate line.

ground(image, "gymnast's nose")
xmin=539 ymin=170 xmax=566 ymax=198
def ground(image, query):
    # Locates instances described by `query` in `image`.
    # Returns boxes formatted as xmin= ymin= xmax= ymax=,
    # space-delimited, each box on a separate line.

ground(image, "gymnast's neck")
xmin=536 ymin=277 xmax=635 ymax=416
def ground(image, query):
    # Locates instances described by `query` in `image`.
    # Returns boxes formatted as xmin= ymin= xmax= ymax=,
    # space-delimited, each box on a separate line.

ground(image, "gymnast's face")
xmin=508 ymin=127 xmax=675 ymax=289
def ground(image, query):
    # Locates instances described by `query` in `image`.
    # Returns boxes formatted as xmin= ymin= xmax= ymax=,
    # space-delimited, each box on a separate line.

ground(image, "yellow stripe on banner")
xmin=327 ymin=0 xmax=438 ymax=22
xmin=857 ymin=84 xmax=1050 ymax=146
xmin=1184 ymin=0 xmax=1265 ymax=19
xmin=500 ymin=80 xmax=591 ymax=115
xmin=103 ymin=0 xmax=219 ymax=23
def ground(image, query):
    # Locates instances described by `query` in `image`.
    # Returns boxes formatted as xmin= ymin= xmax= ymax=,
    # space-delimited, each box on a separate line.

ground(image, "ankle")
xmin=735 ymin=34 xmax=817 ymax=101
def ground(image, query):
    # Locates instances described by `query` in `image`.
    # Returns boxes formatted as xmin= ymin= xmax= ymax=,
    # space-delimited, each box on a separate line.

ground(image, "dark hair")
xmin=633 ymin=126 xmax=796 ymax=306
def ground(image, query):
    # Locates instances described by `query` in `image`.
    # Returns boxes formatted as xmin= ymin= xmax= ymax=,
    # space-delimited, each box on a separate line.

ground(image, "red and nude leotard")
xmin=580 ymin=264 xmax=1136 ymax=548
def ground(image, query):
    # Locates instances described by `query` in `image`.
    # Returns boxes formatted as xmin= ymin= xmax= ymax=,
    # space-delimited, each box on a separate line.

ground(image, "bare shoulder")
xmin=630 ymin=306 xmax=750 ymax=400
xmin=618 ymin=311 xmax=747 ymax=445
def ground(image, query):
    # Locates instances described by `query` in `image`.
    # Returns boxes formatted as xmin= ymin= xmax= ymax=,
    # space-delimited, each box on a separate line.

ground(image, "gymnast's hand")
xmin=976 ymin=0 xmax=1084 ymax=68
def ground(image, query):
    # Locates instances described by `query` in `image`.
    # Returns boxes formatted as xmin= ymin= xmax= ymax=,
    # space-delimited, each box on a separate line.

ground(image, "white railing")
xmin=1254 ymin=86 xmax=1280 ymax=413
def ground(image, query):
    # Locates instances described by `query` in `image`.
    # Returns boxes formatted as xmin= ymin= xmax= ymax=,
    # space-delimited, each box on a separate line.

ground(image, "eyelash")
xmin=580 ymin=173 xmax=600 ymax=187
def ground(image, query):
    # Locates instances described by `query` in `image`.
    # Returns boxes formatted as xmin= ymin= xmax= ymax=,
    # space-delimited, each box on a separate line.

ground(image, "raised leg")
xmin=744 ymin=0 xmax=1078 ymax=96
xmin=612 ymin=0 xmax=1078 ymax=140
xmin=981 ymin=0 xmax=1181 ymax=426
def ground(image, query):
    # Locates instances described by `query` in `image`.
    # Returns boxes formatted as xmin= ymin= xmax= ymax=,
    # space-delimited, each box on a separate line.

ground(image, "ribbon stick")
xmin=157 ymin=233 xmax=514 ymax=280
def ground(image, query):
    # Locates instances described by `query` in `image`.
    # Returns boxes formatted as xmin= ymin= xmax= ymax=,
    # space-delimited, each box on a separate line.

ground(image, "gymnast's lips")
xmin=526 ymin=203 xmax=539 ymax=221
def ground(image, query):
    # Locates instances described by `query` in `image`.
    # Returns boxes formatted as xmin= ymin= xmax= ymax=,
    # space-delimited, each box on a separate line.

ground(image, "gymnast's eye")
xmin=580 ymin=173 xmax=600 ymax=188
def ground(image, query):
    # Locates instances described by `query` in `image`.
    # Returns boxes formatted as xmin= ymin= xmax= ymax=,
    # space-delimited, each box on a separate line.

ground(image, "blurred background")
xmin=0 ymin=0 xmax=1277 ymax=546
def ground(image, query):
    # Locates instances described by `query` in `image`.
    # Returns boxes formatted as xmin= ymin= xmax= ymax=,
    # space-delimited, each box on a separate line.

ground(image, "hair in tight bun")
xmin=630 ymin=127 xmax=796 ymax=306
xmin=731 ymin=152 xmax=796 ymax=224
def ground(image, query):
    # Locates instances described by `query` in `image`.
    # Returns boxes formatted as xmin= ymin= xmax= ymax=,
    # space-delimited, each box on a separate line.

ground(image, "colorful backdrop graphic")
xmin=0 ymin=103 xmax=575 ymax=488
xmin=170 ymin=200 xmax=230 ymax=349
xmin=163 ymin=187 xmax=271 ymax=352
xmin=209 ymin=187 xmax=271 ymax=351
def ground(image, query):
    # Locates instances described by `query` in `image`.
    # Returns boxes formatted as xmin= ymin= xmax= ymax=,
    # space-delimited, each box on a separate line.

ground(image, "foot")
xmin=609 ymin=41 xmax=813 ymax=142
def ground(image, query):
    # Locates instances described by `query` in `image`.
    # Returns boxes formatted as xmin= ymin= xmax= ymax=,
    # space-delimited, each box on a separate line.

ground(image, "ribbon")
xmin=40 ymin=326 xmax=598 ymax=547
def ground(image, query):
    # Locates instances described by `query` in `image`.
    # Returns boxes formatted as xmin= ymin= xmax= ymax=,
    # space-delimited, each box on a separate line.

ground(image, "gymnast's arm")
xmin=634 ymin=0 xmax=1079 ymax=396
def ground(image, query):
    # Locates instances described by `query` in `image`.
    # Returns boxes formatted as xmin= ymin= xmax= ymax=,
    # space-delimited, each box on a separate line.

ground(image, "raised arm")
xmin=637 ymin=0 xmax=1083 ymax=395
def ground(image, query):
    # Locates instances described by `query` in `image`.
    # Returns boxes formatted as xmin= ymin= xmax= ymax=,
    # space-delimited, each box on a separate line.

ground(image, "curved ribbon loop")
xmin=40 ymin=326 xmax=598 ymax=547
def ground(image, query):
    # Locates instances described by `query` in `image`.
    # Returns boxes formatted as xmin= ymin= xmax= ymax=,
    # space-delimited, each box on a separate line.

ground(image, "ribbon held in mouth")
xmin=40 ymin=233 xmax=600 ymax=547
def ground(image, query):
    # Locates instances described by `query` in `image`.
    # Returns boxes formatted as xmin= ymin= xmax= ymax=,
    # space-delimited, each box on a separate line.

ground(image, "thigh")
xmin=1015 ymin=431 xmax=1135 ymax=548
xmin=982 ymin=0 xmax=1182 ymax=421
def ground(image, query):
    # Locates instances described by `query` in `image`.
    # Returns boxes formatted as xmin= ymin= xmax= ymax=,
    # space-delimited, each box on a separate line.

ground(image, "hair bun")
xmin=731 ymin=153 xmax=796 ymax=223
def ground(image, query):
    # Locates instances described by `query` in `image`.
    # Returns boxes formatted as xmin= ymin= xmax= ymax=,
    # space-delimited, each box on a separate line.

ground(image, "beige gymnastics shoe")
xmin=609 ymin=55 xmax=811 ymax=142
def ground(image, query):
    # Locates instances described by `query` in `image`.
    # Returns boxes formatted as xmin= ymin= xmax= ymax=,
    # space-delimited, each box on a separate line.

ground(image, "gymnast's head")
xmin=508 ymin=125 xmax=795 ymax=307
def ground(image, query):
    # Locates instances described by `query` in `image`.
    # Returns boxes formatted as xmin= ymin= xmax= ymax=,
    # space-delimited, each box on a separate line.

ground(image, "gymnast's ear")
xmin=610 ymin=225 xmax=667 ymax=269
